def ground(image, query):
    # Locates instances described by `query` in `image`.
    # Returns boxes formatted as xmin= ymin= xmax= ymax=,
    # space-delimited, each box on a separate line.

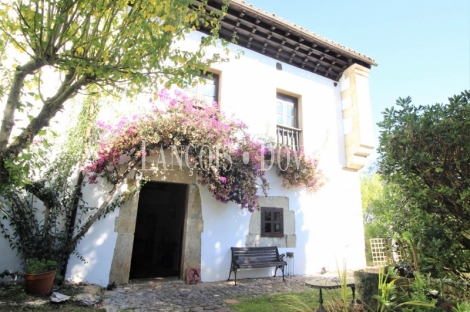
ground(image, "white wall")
xmin=0 ymin=221 xmax=23 ymax=279
xmin=69 ymin=30 xmax=367 ymax=284
xmin=1 ymin=30 xmax=368 ymax=285
xmin=65 ymin=181 xmax=122 ymax=285
xmin=200 ymin=167 xmax=366 ymax=282
xmin=191 ymin=31 xmax=367 ymax=281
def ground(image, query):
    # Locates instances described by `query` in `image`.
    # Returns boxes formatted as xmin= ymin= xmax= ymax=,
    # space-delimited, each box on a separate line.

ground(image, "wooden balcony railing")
xmin=276 ymin=125 xmax=301 ymax=150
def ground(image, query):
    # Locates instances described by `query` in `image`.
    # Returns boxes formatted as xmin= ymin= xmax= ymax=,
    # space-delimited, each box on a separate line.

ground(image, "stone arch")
xmin=109 ymin=168 xmax=203 ymax=284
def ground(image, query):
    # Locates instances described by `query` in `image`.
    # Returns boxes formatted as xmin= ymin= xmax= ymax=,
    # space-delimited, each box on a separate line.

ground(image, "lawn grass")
xmin=228 ymin=289 xmax=352 ymax=312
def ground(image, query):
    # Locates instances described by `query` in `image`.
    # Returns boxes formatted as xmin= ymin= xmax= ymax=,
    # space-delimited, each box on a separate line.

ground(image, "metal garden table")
xmin=305 ymin=277 xmax=355 ymax=312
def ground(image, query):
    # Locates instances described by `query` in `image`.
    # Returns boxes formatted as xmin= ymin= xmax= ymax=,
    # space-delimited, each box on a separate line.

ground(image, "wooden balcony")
xmin=276 ymin=125 xmax=301 ymax=150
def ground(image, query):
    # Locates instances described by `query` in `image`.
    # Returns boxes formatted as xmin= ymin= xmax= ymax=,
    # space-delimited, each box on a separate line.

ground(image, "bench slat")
xmin=228 ymin=246 xmax=287 ymax=285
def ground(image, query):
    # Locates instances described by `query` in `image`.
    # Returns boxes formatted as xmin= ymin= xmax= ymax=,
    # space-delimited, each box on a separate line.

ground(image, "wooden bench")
xmin=228 ymin=246 xmax=287 ymax=285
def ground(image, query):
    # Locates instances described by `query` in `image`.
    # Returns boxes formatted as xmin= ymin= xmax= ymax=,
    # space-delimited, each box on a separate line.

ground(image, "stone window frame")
xmin=246 ymin=196 xmax=295 ymax=248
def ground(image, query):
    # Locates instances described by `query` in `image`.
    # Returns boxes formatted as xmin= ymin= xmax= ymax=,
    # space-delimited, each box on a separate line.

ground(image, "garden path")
xmin=102 ymin=273 xmax=349 ymax=311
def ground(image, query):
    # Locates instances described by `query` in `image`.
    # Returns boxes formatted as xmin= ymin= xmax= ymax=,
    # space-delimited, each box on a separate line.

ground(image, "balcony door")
xmin=276 ymin=93 xmax=301 ymax=149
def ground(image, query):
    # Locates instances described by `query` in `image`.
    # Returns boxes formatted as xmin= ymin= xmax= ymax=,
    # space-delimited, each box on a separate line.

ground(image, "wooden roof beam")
xmin=262 ymin=40 xmax=268 ymax=53
xmin=229 ymin=27 xmax=343 ymax=73
xmin=247 ymin=35 xmax=253 ymax=48
xmin=220 ymin=11 xmax=349 ymax=67
xmin=201 ymin=0 xmax=375 ymax=68
xmin=243 ymin=35 xmax=341 ymax=76
xmin=302 ymin=57 xmax=309 ymax=68
xmin=289 ymin=52 xmax=296 ymax=63
xmin=205 ymin=15 xmax=346 ymax=79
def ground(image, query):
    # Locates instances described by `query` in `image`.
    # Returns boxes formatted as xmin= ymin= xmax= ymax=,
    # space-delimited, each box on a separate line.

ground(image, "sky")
xmin=245 ymin=0 xmax=470 ymax=167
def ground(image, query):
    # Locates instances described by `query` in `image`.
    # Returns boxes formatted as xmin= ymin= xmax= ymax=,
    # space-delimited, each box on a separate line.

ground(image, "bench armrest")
xmin=279 ymin=253 xmax=285 ymax=261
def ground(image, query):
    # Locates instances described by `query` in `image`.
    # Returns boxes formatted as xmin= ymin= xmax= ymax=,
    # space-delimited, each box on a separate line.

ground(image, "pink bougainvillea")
xmin=85 ymin=90 xmax=325 ymax=212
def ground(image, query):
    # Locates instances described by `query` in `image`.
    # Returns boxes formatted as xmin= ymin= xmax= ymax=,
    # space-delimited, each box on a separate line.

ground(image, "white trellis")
xmin=370 ymin=238 xmax=392 ymax=267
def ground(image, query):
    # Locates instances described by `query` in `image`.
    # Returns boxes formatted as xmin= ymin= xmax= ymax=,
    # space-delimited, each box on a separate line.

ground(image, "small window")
xmin=185 ymin=73 xmax=219 ymax=106
xmin=276 ymin=93 xmax=298 ymax=128
xmin=261 ymin=207 xmax=284 ymax=238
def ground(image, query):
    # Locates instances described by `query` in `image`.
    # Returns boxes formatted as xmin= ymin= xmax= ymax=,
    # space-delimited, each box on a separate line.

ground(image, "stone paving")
xmin=102 ymin=274 xmax=324 ymax=312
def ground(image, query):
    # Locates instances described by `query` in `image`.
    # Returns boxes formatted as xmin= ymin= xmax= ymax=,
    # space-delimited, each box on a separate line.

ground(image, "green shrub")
xmin=24 ymin=258 xmax=57 ymax=274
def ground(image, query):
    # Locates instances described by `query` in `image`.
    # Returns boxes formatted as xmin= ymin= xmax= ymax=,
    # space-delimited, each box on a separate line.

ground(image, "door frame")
xmin=108 ymin=169 xmax=203 ymax=284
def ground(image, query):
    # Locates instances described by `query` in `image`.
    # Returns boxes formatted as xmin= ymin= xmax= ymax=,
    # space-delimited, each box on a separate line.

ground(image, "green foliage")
xmin=227 ymin=290 xmax=326 ymax=312
xmin=360 ymin=173 xmax=392 ymax=263
xmin=0 ymin=96 xmax=107 ymax=268
xmin=0 ymin=0 xmax=231 ymax=186
xmin=452 ymin=302 xmax=470 ymax=312
xmin=375 ymin=267 xmax=397 ymax=312
xmin=0 ymin=282 xmax=28 ymax=304
xmin=377 ymin=90 xmax=470 ymax=280
xmin=334 ymin=260 xmax=350 ymax=312
xmin=397 ymin=273 xmax=437 ymax=312
xmin=24 ymin=258 xmax=57 ymax=274
xmin=0 ymin=0 xmax=232 ymax=271
xmin=356 ymin=269 xmax=442 ymax=312
xmin=355 ymin=270 xmax=380 ymax=310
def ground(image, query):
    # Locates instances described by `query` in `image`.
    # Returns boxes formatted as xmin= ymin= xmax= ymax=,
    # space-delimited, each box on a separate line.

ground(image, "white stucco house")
xmin=0 ymin=0 xmax=376 ymax=286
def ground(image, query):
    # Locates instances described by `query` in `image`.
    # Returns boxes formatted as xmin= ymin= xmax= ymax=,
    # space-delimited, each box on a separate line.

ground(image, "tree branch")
xmin=0 ymin=58 xmax=45 ymax=151
xmin=66 ymin=160 xmax=138 ymax=251
xmin=3 ymin=73 xmax=90 ymax=160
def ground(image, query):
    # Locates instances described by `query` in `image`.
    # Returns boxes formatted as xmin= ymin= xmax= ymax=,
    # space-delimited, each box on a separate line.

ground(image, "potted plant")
xmin=23 ymin=258 xmax=57 ymax=295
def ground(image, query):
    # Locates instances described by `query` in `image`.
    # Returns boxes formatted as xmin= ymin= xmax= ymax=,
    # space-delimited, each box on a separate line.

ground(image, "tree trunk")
xmin=0 ymin=74 xmax=91 ymax=183
xmin=64 ymin=160 xmax=138 ymax=254
xmin=0 ymin=59 xmax=45 ymax=151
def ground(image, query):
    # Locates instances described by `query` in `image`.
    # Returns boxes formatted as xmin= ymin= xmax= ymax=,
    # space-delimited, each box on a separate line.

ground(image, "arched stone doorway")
xmin=108 ymin=169 xmax=203 ymax=284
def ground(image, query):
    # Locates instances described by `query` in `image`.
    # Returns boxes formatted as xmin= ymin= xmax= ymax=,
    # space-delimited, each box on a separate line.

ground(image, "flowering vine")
xmin=273 ymin=147 xmax=325 ymax=192
xmin=85 ymin=89 xmax=325 ymax=212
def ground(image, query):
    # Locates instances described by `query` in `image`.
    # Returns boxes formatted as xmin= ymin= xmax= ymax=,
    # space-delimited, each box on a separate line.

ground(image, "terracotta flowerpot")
xmin=24 ymin=271 xmax=55 ymax=295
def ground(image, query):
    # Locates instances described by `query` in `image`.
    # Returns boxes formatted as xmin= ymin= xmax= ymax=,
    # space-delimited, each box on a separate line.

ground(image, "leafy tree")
xmin=377 ymin=90 xmax=470 ymax=280
xmin=0 ymin=0 xmax=229 ymax=185
xmin=360 ymin=172 xmax=389 ymax=262
xmin=0 ymin=0 xmax=229 ymax=271
xmin=361 ymin=172 xmax=470 ymax=279
xmin=0 ymin=96 xmax=102 ymax=268
xmin=0 ymin=0 xmax=326 ymax=275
